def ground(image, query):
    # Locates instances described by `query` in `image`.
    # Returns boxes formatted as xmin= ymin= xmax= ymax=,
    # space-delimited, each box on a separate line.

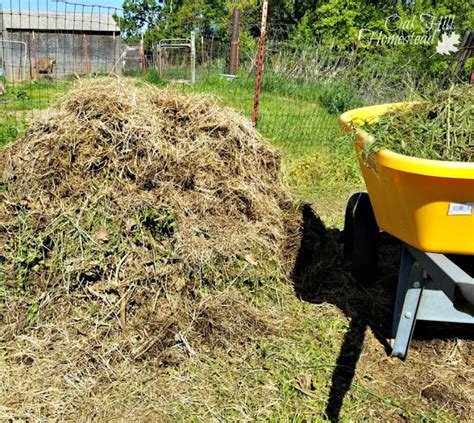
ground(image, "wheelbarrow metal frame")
xmin=391 ymin=246 xmax=474 ymax=359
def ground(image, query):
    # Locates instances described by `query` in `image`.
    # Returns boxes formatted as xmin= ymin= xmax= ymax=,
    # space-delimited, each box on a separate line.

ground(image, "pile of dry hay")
xmin=0 ymin=77 xmax=299 ymax=366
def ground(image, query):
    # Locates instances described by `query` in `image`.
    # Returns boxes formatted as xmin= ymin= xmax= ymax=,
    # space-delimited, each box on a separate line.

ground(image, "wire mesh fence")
xmin=0 ymin=0 xmax=122 ymax=144
xmin=0 ymin=0 xmax=469 ymax=150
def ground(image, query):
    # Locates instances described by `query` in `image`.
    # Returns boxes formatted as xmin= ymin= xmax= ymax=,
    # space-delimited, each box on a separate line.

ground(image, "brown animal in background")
xmin=0 ymin=83 xmax=6 ymax=96
xmin=36 ymin=58 xmax=56 ymax=74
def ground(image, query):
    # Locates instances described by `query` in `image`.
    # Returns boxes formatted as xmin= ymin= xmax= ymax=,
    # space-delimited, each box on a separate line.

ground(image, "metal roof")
xmin=1 ymin=10 xmax=120 ymax=33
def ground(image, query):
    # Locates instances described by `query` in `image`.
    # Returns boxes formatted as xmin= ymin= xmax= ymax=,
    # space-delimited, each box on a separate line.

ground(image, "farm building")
xmin=0 ymin=9 xmax=120 ymax=81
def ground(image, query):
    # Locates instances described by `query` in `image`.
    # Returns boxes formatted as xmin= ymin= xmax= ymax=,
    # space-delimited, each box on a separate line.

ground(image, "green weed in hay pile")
xmin=362 ymin=84 xmax=473 ymax=162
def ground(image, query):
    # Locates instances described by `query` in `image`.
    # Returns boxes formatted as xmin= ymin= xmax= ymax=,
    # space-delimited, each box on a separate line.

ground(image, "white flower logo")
xmin=436 ymin=33 xmax=460 ymax=55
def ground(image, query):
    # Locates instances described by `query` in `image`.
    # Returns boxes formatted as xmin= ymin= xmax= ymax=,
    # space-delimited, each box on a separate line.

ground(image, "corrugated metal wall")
xmin=4 ymin=31 xmax=121 ymax=81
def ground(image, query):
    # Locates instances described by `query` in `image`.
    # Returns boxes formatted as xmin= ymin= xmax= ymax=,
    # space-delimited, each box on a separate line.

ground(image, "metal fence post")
xmin=252 ymin=0 xmax=268 ymax=126
xmin=158 ymin=44 xmax=162 ymax=78
xmin=190 ymin=31 xmax=196 ymax=84
xmin=229 ymin=9 xmax=240 ymax=75
xmin=112 ymin=32 xmax=117 ymax=74
xmin=201 ymin=36 xmax=205 ymax=81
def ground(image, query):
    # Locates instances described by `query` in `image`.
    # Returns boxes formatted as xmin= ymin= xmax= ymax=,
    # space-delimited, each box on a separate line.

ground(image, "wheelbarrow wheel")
xmin=344 ymin=192 xmax=380 ymax=284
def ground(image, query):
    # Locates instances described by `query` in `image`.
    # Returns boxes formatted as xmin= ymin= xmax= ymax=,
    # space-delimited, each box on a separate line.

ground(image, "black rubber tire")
xmin=343 ymin=192 xmax=380 ymax=285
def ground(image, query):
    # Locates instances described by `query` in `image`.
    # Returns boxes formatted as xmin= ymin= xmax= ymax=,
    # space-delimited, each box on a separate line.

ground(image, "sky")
xmin=76 ymin=0 xmax=123 ymax=9
xmin=1 ymin=0 xmax=124 ymax=13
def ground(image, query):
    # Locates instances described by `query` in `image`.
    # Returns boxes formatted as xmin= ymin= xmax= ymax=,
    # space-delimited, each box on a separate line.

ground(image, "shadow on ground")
xmin=292 ymin=204 xmax=474 ymax=422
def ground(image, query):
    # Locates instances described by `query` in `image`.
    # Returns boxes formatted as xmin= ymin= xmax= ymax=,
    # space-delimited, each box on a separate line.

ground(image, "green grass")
xmin=0 ymin=117 xmax=27 ymax=148
xmin=146 ymin=284 xmax=462 ymax=421
xmin=0 ymin=79 xmax=70 ymax=146
xmin=0 ymin=79 xmax=70 ymax=111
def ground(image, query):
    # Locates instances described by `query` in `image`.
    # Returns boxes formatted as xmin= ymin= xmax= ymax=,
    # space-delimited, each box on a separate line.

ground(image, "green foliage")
xmin=312 ymin=0 xmax=380 ymax=48
xmin=145 ymin=68 xmax=167 ymax=87
xmin=26 ymin=303 xmax=39 ymax=323
xmin=115 ymin=0 xmax=162 ymax=43
xmin=353 ymin=0 xmax=473 ymax=80
xmin=12 ymin=89 xmax=30 ymax=100
xmin=288 ymin=14 xmax=315 ymax=45
xmin=318 ymin=78 xmax=365 ymax=114
xmin=0 ymin=118 xmax=26 ymax=148
xmin=117 ymin=0 xmax=230 ymax=46
xmin=116 ymin=0 xmax=474 ymax=83
xmin=139 ymin=207 xmax=177 ymax=240
xmin=3 ymin=219 xmax=45 ymax=288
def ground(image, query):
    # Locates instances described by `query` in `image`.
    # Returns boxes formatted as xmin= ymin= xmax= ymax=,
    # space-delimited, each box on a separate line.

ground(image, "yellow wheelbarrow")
xmin=340 ymin=103 xmax=474 ymax=358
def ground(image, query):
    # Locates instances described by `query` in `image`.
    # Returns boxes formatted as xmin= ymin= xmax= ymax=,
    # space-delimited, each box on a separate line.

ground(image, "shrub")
xmin=145 ymin=68 xmax=167 ymax=87
xmin=318 ymin=78 xmax=364 ymax=114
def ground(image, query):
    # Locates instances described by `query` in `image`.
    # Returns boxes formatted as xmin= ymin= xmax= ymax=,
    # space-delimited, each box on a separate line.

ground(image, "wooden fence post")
xmin=140 ymin=34 xmax=147 ymax=78
xmin=229 ymin=9 xmax=240 ymax=75
xmin=201 ymin=36 xmax=205 ymax=81
xmin=83 ymin=34 xmax=90 ymax=73
xmin=33 ymin=31 xmax=39 ymax=79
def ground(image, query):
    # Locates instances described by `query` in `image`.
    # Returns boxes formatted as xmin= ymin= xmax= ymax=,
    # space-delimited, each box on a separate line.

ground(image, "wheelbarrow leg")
xmin=391 ymin=247 xmax=425 ymax=359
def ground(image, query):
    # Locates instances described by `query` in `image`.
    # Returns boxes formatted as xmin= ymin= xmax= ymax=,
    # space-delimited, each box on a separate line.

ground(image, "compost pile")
xmin=0 ymin=77 xmax=298 ymax=362
xmin=363 ymin=84 xmax=474 ymax=162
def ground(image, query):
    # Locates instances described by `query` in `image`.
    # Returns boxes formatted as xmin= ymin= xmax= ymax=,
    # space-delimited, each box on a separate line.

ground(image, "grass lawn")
xmin=1 ymin=75 xmax=471 ymax=422
xmin=0 ymin=79 xmax=70 ymax=111
xmin=0 ymin=79 xmax=70 ymax=148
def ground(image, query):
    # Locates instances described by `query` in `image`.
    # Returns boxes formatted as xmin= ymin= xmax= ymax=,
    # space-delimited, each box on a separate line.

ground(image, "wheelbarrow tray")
xmin=339 ymin=103 xmax=474 ymax=255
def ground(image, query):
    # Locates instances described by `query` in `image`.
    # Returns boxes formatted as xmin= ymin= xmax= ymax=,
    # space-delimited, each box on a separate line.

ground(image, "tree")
xmin=116 ymin=0 xmax=231 ymax=46
xmin=115 ymin=0 xmax=163 ymax=44
xmin=116 ymin=0 xmax=474 ymax=76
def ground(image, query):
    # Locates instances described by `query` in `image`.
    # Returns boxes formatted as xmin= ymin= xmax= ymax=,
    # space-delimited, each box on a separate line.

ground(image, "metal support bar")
xmin=391 ymin=246 xmax=474 ymax=359
xmin=391 ymin=248 xmax=424 ymax=359
xmin=417 ymin=289 xmax=474 ymax=322
xmin=158 ymin=44 xmax=191 ymax=49
xmin=392 ymin=247 xmax=415 ymax=337
xmin=158 ymin=39 xmax=191 ymax=46
xmin=406 ymin=246 xmax=474 ymax=307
